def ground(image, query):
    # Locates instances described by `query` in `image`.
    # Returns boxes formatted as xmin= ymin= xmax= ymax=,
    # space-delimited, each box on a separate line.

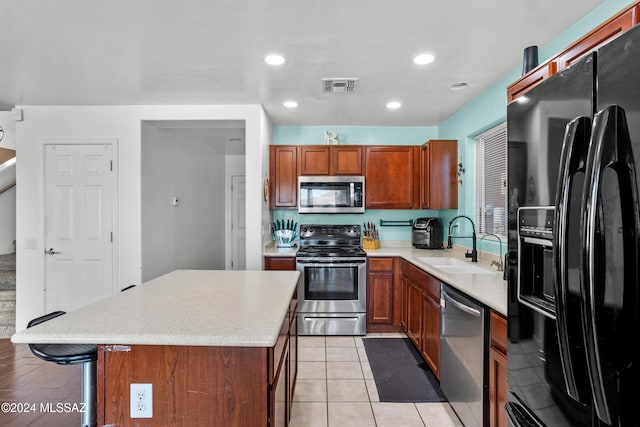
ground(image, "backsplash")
xmin=272 ymin=209 xmax=457 ymax=242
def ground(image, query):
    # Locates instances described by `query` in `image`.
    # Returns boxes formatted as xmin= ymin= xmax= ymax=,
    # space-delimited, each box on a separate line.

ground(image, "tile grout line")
xmin=324 ymin=337 xmax=329 ymax=427
xmin=360 ymin=335 xmax=380 ymax=427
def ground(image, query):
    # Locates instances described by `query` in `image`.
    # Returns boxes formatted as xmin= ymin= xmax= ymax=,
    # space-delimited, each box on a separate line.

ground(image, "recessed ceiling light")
xmin=413 ymin=53 xmax=435 ymax=65
xmin=449 ymin=81 xmax=469 ymax=91
xmin=386 ymin=101 xmax=402 ymax=109
xmin=283 ymin=100 xmax=298 ymax=108
xmin=264 ymin=54 xmax=285 ymax=66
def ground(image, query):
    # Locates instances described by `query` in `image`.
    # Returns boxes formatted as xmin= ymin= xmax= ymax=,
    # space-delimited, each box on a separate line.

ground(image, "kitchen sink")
xmin=417 ymin=256 xmax=494 ymax=274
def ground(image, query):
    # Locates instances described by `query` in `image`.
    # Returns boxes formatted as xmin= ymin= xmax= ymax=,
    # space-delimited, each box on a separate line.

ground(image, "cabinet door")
xmin=270 ymin=146 xmax=299 ymax=208
xmin=489 ymin=347 xmax=508 ymax=427
xmin=300 ymin=146 xmax=330 ymax=175
xmin=406 ymin=280 xmax=423 ymax=349
xmin=264 ymin=257 xmax=297 ymax=270
xmin=331 ymin=146 xmax=363 ymax=175
xmin=367 ymin=271 xmax=394 ymax=325
xmin=270 ymin=347 xmax=289 ymax=427
xmin=365 ymin=146 xmax=419 ymax=209
xmin=421 ymin=293 xmax=441 ymax=379
xmin=555 ymin=7 xmax=635 ymax=70
xmin=506 ymin=62 xmax=556 ymax=103
xmin=490 ymin=311 xmax=508 ymax=427
xmin=421 ymin=140 xmax=458 ymax=210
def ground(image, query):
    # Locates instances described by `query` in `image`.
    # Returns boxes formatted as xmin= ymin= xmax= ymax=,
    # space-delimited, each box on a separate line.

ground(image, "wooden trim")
xmin=508 ymin=0 xmax=640 ymax=102
xmin=555 ymin=6 xmax=636 ymax=70
xmin=507 ymin=61 xmax=556 ymax=103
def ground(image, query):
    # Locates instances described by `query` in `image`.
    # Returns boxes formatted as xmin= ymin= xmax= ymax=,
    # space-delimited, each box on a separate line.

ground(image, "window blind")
xmin=476 ymin=122 xmax=507 ymax=237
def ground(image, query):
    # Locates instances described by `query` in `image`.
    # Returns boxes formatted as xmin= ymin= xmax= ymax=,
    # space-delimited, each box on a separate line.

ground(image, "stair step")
xmin=0 ymin=253 xmax=16 ymax=270
xmin=0 ymin=290 xmax=15 ymax=338
xmin=0 ymin=270 xmax=15 ymax=290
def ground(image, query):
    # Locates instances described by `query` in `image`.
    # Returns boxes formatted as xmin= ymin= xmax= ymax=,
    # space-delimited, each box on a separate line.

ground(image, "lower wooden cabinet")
xmin=406 ymin=279 xmax=423 ymax=348
xmin=421 ymin=290 xmax=441 ymax=379
xmin=489 ymin=311 xmax=508 ymax=427
xmin=402 ymin=260 xmax=441 ymax=378
xmin=264 ymin=256 xmax=296 ymax=271
xmin=366 ymin=257 xmax=402 ymax=332
xmin=97 ymin=311 xmax=297 ymax=426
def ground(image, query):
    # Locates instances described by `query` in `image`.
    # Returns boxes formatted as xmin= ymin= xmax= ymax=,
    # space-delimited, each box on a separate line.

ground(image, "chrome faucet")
xmin=447 ymin=215 xmax=478 ymax=262
xmin=480 ymin=233 xmax=504 ymax=271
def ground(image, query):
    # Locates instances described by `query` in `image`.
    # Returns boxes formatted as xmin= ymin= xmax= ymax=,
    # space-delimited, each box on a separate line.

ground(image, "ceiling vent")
xmin=322 ymin=78 xmax=358 ymax=93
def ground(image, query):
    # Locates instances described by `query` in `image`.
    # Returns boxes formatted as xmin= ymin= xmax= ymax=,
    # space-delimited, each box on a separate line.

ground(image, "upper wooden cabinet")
xmin=508 ymin=1 xmax=640 ymax=102
xmin=331 ymin=146 xmax=363 ymax=175
xmin=300 ymin=146 xmax=330 ymax=175
xmin=269 ymin=143 xmax=456 ymax=210
xmin=299 ymin=145 xmax=363 ymax=175
xmin=420 ymin=140 xmax=458 ymax=210
xmin=365 ymin=146 xmax=419 ymax=209
xmin=270 ymin=145 xmax=299 ymax=209
xmin=507 ymin=61 xmax=556 ymax=103
xmin=555 ymin=6 xmax=636 ymax=70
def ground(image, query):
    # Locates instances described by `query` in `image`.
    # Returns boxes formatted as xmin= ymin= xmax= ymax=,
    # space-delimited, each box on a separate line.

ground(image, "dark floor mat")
xmin=363 ymin=338 xmax=447 ymax=403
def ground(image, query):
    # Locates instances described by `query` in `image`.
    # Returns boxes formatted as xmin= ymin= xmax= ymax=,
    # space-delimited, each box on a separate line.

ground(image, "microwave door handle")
xmin=552 ymin=116 xmax=591 ymax=401
xmin=582 ymin=105 xmax=640 ymax=425
xmin=350 ymin=182 xmax=355 ymax=207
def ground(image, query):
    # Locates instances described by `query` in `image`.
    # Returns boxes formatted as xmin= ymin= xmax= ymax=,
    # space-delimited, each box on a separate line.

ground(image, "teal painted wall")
xmin=438 ymin=0 xmax=634 ymax=255
xmin=273 ymin=126 xmax=438 ymax=146
xmin=273 ymin=0 xmax=635 ymax=254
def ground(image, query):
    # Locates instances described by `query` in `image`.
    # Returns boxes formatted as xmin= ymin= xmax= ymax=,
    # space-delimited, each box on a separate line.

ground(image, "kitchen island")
xmin=12 ymin=269 xmax=300 ymax=426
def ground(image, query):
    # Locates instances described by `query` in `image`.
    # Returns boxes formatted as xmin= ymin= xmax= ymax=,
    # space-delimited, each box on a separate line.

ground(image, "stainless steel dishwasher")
xmin=440 ymin=283 xmax=488 ymax=427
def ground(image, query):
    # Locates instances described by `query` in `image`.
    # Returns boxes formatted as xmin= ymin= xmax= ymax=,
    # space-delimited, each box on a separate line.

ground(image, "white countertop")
xmin=263 ymin=243 xmax=507 ymax=316
xmin=11 ymin=269 xmax=299 ymax=347
xmin=364 ymin=247 xmax=507 ymax=316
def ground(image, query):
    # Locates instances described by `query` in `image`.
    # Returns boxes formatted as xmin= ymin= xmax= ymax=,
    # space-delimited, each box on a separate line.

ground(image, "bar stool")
xmin=27 ymin=311 xmax=97 ymax=427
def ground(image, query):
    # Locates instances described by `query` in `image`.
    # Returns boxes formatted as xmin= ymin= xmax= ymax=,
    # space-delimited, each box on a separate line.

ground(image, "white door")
xmin=44 ymin=143 xmax=114 ymax=312
xmin=230 ymin=174 xmax=246 ymax=270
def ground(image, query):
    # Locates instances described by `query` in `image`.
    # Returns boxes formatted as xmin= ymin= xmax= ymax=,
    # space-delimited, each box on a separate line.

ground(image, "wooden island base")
xmin=98 ymin=345 xmax=268 ymax=426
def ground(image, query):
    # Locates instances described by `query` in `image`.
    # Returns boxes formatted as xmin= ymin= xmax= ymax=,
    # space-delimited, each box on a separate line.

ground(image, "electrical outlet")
xmin=130 ymin=383 xmax=153 ymax=418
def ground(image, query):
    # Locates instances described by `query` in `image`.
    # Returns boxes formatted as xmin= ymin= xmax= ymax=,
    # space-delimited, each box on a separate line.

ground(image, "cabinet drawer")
xmin=368 ymin=257 xmax=394 ymax=272
xmin=264 ymin=257 xmax=296 ymax=270
xmin=490 ymin=311 xmax=507 ymax=354
xmin=408 ymin=263 xmax=440 ymax=301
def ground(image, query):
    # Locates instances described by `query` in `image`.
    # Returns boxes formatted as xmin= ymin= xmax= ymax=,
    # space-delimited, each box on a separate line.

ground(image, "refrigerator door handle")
xmin=552 ymin=115 xmax=590 ymax=401
xmin=582 ymin=104 xmax=640 ymax=425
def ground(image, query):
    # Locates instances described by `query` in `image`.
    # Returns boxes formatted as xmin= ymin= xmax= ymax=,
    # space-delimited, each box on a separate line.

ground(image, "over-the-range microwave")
xmin=298 ymin=176 xmax=365 ymax=214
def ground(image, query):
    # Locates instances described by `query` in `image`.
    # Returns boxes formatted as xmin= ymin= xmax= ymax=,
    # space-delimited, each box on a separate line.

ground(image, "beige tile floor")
xmin=290 ymin=333 xmax=464 ymax=427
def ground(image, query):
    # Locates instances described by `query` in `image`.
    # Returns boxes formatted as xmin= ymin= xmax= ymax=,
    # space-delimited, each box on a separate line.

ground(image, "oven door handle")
xmin=296 ymin=260 xmax=366 ymax=267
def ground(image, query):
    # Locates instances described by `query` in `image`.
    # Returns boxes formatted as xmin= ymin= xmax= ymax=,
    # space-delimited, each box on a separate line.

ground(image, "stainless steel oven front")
xmin=296 ymin=256 xmax=367 ymax=335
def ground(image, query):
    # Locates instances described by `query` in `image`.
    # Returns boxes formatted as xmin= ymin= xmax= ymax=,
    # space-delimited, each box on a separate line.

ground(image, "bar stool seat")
xmin=27 ymin=311 xmax=97 ymax=427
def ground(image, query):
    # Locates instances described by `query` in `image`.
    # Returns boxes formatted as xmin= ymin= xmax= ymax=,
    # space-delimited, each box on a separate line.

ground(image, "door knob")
xmin=45 ymin=248 xmax=60 ymax=255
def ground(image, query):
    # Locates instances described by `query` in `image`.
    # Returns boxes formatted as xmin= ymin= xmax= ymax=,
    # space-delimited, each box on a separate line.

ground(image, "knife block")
xmin=363 ymin=238 xmax=380 ymax=250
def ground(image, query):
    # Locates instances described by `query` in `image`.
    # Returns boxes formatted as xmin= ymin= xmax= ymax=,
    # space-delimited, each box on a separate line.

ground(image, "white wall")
xmin=0 ymin=162 xmax=16 ymax=254
xmin=14 ymin=105 xmax=271 ymax=330
xmin=0 ymin=112 xmax=16 ymax=149
xmin=141 ymin=124 xmax=227 ymax=281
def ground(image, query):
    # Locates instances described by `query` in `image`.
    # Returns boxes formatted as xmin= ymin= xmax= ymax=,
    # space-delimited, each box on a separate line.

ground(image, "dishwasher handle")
xmin=442 ymin=289 xmax=481 ymax=317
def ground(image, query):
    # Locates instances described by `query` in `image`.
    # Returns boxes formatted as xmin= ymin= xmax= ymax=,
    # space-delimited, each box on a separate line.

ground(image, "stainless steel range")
xmin=296 ymin=224 xmax=367 ymax=335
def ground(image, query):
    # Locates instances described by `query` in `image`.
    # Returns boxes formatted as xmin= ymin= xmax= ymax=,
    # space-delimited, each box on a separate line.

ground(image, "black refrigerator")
xmin=506 ymin=24 xmax=640 ymax=427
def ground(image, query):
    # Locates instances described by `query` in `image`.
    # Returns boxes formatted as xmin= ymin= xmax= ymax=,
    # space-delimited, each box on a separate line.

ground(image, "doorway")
xmin=140 ymin=121 xmax=246 ymax=281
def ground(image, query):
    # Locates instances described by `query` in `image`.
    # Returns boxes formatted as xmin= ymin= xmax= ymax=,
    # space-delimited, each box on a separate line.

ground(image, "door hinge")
xmin=102 ymin=345 xmax=131 ymax=352
xmin=110 ymin=232 xmax=113 ymax=242
xmin=110 ymin=160 xmax=113 ymax=171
